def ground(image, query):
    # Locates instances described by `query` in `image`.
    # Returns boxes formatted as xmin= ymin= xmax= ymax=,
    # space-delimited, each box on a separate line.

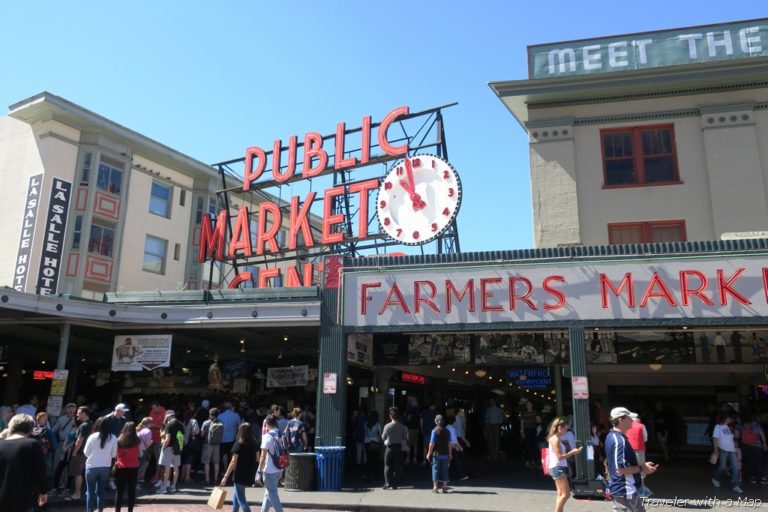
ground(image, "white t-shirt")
xmin=260 ymin=429 xmax=282 ymax=474
xmin=83 ymin=432 xmax=117 ymax=468
xmin=713 ymin=424 xmax=735 ymax=452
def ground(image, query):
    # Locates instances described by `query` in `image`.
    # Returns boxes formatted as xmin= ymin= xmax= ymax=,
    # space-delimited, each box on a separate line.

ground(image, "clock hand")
xmin=399 ymin=179 xmax=413 ymax=195
xmin=402 ymin=158 xmax=427 ymax=211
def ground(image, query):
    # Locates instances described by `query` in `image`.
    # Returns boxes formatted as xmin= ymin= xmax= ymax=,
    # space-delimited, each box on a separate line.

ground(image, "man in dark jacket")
xmin=0 ymin=413 xmax=47 ymax=512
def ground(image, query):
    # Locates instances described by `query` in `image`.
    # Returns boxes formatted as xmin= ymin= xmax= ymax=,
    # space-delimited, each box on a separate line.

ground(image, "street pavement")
xmin=44 ymin=459 xmax=768 ymax=511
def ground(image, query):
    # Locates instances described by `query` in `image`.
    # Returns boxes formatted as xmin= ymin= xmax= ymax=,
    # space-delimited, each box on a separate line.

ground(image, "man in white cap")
xmin=605 ymin=407 xmax=659 ymax=512
xmin=102 ymin=403 xmax=129 ymax=490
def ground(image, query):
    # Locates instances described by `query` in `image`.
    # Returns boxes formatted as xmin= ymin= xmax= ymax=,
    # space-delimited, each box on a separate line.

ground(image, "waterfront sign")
xmin=343 ymin=254 xmax=768 ymax=326
xmin=528 ymin=19 xmax=768 ymax=79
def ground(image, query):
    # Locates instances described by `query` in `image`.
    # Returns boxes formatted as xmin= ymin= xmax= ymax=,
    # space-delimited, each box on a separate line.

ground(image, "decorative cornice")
xmin=528 ymin=80 xmax=768 ymax=110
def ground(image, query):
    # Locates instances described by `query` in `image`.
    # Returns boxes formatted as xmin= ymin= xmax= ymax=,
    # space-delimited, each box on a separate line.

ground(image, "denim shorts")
xmin=550 ymin=465 xmax=569 ymax=480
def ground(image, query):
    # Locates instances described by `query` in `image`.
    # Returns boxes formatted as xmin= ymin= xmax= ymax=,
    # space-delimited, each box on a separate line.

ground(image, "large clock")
xmin=376 ymin=154 xmax=461 ymax=245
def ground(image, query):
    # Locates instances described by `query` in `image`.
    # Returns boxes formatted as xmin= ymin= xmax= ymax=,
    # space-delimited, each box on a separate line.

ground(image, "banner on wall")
xmin=111 ymin=334 xmax=172 ymax=371
xmin=267 ymin=365 xmax=308 ymax=388
xmin=347 ymin=333 xmax=373 ymax=366
xmin=12 ymin=174 xmax=43 ymax=292
xmin=36 ymin=178 xmax=71 ymax=295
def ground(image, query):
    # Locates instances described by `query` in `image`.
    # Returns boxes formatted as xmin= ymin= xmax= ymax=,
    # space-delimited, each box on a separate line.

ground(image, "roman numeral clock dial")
xmin=376 ymin=154 xmax=462 ymax=245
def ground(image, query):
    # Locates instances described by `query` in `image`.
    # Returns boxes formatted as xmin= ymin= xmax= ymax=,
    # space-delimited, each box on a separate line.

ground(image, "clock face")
xmin=376 ymin=154 xmax=461 ymax=245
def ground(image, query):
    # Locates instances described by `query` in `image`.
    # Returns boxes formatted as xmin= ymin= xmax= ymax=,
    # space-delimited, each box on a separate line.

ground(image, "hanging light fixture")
xmin=240 ymin=338 xmax=246 ymax=353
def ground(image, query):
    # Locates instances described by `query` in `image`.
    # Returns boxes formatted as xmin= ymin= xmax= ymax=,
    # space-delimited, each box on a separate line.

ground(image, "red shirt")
xmin=150 ymin=407 xmax=166 ymax=443
xmin=116 ymin=445 xmax=140 ymax=469
xmin=626 ymin=421 xmax=647 ymax=452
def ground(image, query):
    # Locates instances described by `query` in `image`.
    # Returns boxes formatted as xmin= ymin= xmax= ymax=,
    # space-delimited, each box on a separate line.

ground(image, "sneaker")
xmin=460 ymin=475 xmax=470 ymax=481
xmin=153 ymin=480 xmax=163 ymax=489
xmin=158 ymin=486 xmax=168 ymax=494
xmin=108 ymin=481 xmax=117 ymax=491
xmin=733 ymin=486 xmax=744 ymax=494
xmin=712 ymin=478 xmax=721 ymax=488
xmin=750 ymin=478 xmax=758 ymax=484
xmin=167 ymin=486 xmax=177 ymax=494
xmin=761 ymin=477 xmax=768 ymax=485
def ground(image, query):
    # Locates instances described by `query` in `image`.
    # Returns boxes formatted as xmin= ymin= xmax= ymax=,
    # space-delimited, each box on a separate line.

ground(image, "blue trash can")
xmin=315 ymin=446 xmax=346 ymax=491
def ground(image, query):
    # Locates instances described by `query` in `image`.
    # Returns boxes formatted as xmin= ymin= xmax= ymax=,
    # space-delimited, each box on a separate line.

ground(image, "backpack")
xmin=269 ymin=429 xmax=290 ymax=469
xmin=167 ymin=421 xmax=184 ymax=455
xmin=208 ymin=420 xmax=224 ymax=445
xmin=31 ymin=425 xmax=51 ymax=454
xmin=741 ymin=423 xmax=760 ymax=445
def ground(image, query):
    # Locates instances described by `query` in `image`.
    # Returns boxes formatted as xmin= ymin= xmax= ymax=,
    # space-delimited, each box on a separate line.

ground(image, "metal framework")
xmin=206 ymin=103 xmax=461 ymax=289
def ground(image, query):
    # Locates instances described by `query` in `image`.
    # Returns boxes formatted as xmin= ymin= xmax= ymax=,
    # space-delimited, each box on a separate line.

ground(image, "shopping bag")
xmin=541 ymin=447 xmax=550 ymax=476
xmin=207 ymin=486 xmax=227 ymax=510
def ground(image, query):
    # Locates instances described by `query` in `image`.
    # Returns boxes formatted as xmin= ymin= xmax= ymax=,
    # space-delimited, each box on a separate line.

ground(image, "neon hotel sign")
xmin=198 ymin=106 xmax=411 ymax=288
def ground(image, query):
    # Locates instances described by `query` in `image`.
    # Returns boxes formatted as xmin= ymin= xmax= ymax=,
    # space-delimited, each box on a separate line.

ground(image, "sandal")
xmin=432 ymin=488 xmax=438 ymax=494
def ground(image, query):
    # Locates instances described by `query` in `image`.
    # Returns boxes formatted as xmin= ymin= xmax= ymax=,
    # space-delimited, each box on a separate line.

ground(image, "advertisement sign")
xmin=36 ymin=178 xmax=72 ymax=295
xmin=12 ymin=174 xmax=42 ymax=292
xmin=111 ymin=334 xmax=172 ymax=371
xmin=267 ymin=365 xmax=308 ymax=388
xmin=528 ymin=19 xmax=768 ymax=79
xmin=323 ymin=372 xmax=337 ymax=394
xmin=572 ymin=376 xmax=590 ymax=400
xmin=343 ymin=255 xmax=768 ymax=327
xmin=46 ymin=396 xmax=63 ymax=417
xmin=50 ymin=369 xmax=69 ymax=396
xmin=347 ymin=333 xmax=373 ymax=366
xmin=372 ymin=334 xmax=409 ymax=365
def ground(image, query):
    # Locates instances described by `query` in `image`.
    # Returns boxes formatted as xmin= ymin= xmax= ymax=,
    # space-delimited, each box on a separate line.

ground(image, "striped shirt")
xmin=605 ymin=430 xmax=641 ymax=498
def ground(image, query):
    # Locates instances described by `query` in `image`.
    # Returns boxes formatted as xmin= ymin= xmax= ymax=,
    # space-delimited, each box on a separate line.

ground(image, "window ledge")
xmin=602 ymin=180 xmax=683 ymax=190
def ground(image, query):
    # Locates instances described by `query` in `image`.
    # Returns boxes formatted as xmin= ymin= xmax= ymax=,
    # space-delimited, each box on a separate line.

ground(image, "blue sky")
xmin=1 ymin=2 xmax=764 ymax=252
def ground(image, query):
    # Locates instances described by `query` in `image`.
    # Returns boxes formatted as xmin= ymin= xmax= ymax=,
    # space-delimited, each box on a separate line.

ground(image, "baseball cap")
xmin=116 ymin=403 xmax=130 ymax=412
xmin=434 ymin=414 xmax=445 ymax=426
xmin=165 ymin=410 xmax=176 ymax=419
xmin=65 ymin=402 xmax=77 ymax=409
xmin=609 ymin=407 xmax=638 ymax=420
xmin=201 ymin=399 xmax=210 ymax=408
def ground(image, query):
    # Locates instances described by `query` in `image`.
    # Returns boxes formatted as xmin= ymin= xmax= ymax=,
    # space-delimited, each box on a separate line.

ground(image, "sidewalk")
xmin=48 ymin=460 xmax=768 ymax=511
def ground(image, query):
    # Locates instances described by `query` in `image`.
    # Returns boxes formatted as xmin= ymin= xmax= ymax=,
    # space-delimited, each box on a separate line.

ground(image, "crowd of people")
xmin=0 ymin=395 xmax=316 ymax=512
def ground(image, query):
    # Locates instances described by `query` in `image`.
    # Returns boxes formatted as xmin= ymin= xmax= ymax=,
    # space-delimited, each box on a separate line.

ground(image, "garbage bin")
xmin=285 ymin=452 xmax=316 ymax=491
xmin=315 ymin=446 xmax=346 ymax=491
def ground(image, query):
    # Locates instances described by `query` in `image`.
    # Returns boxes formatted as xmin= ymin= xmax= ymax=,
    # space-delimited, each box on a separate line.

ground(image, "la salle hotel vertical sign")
xmin=12 ymin=174 xmax=43 ymax=292
xmin=36 ymin=178 xmax=72 ymax=295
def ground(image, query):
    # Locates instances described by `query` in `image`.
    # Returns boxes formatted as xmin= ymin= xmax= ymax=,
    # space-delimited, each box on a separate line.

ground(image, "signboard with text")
xmin=343 ymin=254 xmax=768 ymax=327
xmin=529 ymin=19 xmax=768 ymax=79
xmin=111 ymin=334 xmax=172 ymax=371
xmin=12 ymin=174 xmax=42 ymax=292
xmin=266 ymin=365 xmax=309 ymax=388
xmin=36 ymin=178 xmax=71 ymax=295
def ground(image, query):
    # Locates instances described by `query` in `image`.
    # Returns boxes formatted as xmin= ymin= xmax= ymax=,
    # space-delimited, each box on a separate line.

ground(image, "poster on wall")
xmin=475 ymin=332 xmax=543 ymax=364
xmin=696 ymin=330 xmax=767 ymax=364
xmin=111 ymin=334 xmax=172 ymax=371
xmin=267 ymin=365 xmax=308 ymax=388
xmin=614 ymin=331 xmax=695 ymax=364
xmin=347 ymin=333 xmax=373 ymax=366
xmin=585 ymin=331 xmax=618 ymax=363
xmin=36 ymin=178 xmax=71 ymax=295
xmin=372 ymin=334 xmax=409 ymax=365
xmin=409 ymin=333 xmax=471 ymax=365
xmin=50 ymin=369 xmax=69 ymax=396
xmin=12 ymin=174 xmax=43 ymax=293
xmin=543 ymin=332 xmax=569 ymax=364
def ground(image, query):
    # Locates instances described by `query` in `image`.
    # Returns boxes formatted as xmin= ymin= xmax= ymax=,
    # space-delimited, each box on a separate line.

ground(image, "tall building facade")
xmin=0 ymin=92 xmax=310 ymax=299
xmin=491 ymin=18 xmax=768 ymax=248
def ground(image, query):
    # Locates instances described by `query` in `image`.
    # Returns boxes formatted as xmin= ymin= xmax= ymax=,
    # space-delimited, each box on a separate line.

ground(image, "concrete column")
xmin=553 ymin=364 xmax=564 ymax=417
xmin=57 ymin=322 xmax=70 ymax=370
xmin=568 ymin=327 xmax=592 ymax=480
xmin=371 ymin=368 xmax=396 ymax=422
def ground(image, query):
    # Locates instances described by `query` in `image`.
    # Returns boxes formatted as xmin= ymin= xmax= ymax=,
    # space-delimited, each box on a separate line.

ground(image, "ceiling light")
xmin=451 ymin=368 xmax=456 ymax=372
xmin=464 ymin=370 xmax=469 ymax=375
xmin=437 ymin=365 xmax=441 ymax=369
xmin=283 ymin=334 xmax=289 ymax=342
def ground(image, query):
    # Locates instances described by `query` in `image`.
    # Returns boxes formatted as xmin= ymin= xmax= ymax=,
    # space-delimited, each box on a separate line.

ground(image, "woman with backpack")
xmin=114 ymin=422 xmax=142 ymax=512
xmin=83 ymin=417 xmax=117 ymax=512
xmin=256 ymin=414 xmax=284 ymax=512
xmin=180 ymin=409 xmax=200 ymax=485
xmin=221 ymin=422 xmax=258 ymax=512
